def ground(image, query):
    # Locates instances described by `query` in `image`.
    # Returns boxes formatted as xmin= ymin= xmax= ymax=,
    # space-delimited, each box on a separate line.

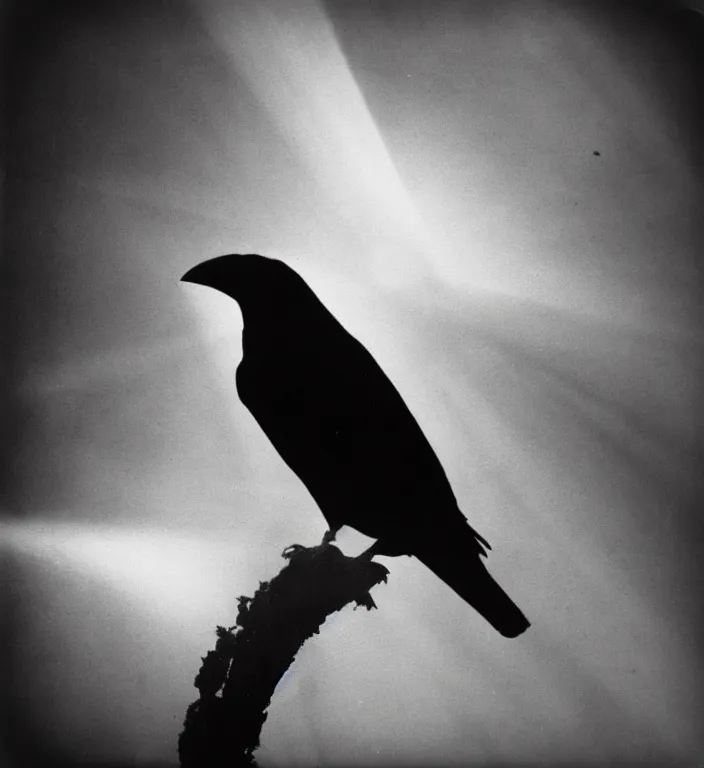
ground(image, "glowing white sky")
xmin=3 ymin=1 xmax=703 ymax=766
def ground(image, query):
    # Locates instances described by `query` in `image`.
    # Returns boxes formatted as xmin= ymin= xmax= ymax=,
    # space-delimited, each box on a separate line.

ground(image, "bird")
xmin=182 ymin=254 xmax=529 ymax=637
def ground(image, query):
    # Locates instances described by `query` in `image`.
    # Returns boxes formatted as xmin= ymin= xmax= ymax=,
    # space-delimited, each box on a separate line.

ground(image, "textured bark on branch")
xmin=178 ymin=543 xmax=389 ymax=767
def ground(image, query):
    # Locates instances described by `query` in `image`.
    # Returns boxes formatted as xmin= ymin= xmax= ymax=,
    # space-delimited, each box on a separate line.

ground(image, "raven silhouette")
xmin=182 ymin=254 xmax=529 ymax=637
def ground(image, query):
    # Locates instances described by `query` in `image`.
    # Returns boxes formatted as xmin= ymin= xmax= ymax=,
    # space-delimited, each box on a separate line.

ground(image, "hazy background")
xmin=2 ymin=1 xmax=703 ymax=765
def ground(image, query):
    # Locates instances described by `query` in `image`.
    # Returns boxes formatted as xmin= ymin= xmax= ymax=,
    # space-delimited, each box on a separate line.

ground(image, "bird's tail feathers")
xmin=415 ymin=530 xmax=529 ymax=638
xmin=472 ymin=526 xmax=492 ymax=556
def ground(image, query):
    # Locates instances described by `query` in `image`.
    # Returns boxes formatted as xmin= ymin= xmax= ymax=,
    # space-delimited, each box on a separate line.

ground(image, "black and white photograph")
xmin=2 ymin=1 xmax=703 ymax=766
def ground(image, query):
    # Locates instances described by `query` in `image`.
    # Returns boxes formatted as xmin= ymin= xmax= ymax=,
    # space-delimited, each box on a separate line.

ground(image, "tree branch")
xmin=178 ymin=543 xmax=389 ymax=767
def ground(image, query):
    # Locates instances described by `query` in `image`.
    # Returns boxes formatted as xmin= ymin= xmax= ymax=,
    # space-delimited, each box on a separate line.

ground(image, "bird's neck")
xmin=240 ymin=309 xmax=292 ymax=356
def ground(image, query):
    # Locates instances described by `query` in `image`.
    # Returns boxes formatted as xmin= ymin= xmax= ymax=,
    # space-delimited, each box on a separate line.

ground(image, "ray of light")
xmin=195 ymin=0 xmax=442 ymax=288
xmin=2 ymin=520 xmax=249 ymax=623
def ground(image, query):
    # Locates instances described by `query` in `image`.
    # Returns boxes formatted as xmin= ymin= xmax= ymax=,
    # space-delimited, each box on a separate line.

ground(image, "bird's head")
xmin=181 ymin=253 xmax=301 ymax=307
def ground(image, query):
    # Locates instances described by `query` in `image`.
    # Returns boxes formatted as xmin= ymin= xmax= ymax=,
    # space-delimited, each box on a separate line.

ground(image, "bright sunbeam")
xmin=2 ymin=520 xmax=249 ymax=622
xmin=197 ymin=0 xmax=439 ymax=288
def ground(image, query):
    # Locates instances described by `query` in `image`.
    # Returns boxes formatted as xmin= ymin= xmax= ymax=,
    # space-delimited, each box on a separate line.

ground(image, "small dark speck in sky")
xmin=593 ymin=150 xmax=601 ymax=156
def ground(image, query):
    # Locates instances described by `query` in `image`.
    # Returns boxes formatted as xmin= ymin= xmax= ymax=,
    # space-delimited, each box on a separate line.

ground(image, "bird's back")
xmin=236 ymin=285 xmax=488 ymax=556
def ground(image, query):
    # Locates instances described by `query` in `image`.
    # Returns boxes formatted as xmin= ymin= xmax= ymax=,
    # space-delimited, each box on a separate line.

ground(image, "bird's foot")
xmin=281 ymin=543 xmax=307 ymax=559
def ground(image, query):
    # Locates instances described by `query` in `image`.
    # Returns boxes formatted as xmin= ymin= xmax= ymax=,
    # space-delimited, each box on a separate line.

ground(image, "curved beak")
xmin=181 ymin=254 xmax=238 ymax=287
xmin=181 ymin=263 xmax=208 ymax=286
